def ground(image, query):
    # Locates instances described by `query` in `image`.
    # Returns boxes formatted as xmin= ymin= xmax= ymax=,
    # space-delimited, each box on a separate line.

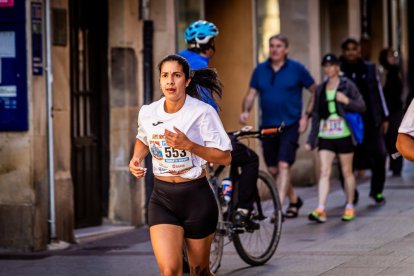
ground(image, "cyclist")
xmin=178 ymin=20 xmax=260 ymax=227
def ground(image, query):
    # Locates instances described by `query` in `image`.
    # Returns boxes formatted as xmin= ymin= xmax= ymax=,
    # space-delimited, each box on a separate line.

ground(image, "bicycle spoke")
xmin=232 ymin=171 xmax=282 ymax=265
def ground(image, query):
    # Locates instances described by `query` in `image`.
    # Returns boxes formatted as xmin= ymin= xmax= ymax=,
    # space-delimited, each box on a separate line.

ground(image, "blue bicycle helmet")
xmin=184 ymin=20 xmax=219 ymax=47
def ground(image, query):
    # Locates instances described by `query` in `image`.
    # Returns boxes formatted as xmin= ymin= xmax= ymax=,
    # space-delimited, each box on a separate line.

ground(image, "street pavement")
xmin=1 ymin=161 xmax=414 ymax=276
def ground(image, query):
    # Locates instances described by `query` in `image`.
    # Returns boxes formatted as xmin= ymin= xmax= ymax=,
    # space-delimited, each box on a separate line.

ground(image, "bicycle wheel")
xmin=209 ymin=231 xmax=224 ymax=273
xmin=209 ymin=179 xmax=224 ymax=273
xmin=232 ymin=170 xmax=282 ymax=266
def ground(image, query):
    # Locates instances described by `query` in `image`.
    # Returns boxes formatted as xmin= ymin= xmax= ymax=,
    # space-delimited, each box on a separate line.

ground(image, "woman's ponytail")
xmin=186 ymin=68 xmax=223 ymax=101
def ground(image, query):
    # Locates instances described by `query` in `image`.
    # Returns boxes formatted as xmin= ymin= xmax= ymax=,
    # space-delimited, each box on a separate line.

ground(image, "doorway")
xmin=69 ymin=0 xmax=109 ymax=228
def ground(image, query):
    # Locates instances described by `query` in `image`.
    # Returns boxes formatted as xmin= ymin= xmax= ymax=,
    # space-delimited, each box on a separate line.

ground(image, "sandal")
xmin=284 ymin=197 xmax=303 ymax=219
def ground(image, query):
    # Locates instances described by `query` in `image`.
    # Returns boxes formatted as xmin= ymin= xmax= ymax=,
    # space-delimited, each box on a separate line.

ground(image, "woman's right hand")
xmin=129 ymin=157 xmax=147 ymax=178
xmin=336 ymin=91 xmax=350 ymax=105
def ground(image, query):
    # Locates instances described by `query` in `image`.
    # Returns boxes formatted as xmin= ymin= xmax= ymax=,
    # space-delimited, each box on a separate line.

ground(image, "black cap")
xmin=321 ymin=53 xmax=340 ymax=66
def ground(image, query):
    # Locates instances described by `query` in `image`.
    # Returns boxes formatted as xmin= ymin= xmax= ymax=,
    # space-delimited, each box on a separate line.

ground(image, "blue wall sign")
xmin=0 ymin=0 xmax=28 ymax=131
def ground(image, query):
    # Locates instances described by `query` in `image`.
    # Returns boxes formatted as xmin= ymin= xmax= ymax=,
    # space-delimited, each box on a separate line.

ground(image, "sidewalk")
xmin=0 ymin=161 xmax=413 ymax=276
xmin=217 ymin=160 xmax=414 ymax=275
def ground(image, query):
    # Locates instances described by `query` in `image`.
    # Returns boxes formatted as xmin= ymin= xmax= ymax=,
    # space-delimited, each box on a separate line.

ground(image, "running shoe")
xmin=342 ymin=207 xmax=355 ymax=221
xmin=308 ymin=208 xmax=327 ymax=223
xmin=371 ymin=193 xmax=386 ymax=206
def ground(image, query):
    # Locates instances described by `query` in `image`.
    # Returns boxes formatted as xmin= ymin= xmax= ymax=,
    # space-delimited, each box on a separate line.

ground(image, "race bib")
xmin=320 ymin=117 xmax=346 ymax=137
xmin=149 ymin=134 xmax=193 ymax=174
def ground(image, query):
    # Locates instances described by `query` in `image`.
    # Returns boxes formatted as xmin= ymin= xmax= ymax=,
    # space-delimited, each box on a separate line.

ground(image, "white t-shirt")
xmin=399 ymin=99 xmax=414 ymax=138
xmin=136 ymin=95 xmax=232 ymax=179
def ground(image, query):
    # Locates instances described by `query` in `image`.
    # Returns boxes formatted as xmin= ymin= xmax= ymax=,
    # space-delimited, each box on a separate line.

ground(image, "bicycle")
xmin=208 ymin=125 xmax=284 ymax=272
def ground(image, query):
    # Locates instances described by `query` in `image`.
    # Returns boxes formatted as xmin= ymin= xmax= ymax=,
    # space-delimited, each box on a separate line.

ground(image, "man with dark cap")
xmin=340 ymin=37 xmax=389 ymax=205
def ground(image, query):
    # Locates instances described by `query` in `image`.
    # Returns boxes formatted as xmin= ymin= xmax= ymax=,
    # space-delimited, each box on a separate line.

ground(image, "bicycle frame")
xmin=209 ymin=124 xmax=284 ymax=235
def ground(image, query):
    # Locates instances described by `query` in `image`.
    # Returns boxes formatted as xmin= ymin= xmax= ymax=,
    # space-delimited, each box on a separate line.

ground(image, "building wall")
xmin=107 ymin=0 xmax=144 ymax=225
xmin=368 ymin=0 xmax=385 ymax=63
xmin=50 ymin=0 xmax=75 ymax=244
xmin=206 ymin=0 xmax=255 ymax=133
xmin=151 ymin=0 xmax=177 ymax=99
xmin=0 ymin=0 xmax=179 ymax=250
xmin=320 ymin=0 xmax=349 ymax=57
xmin=107 ymin=0 xmax=176 ymax=225
xmin=279 ymin=0 xmax=317 ymax=186
xmin=0 ymin=0 xmax=50 ymax=251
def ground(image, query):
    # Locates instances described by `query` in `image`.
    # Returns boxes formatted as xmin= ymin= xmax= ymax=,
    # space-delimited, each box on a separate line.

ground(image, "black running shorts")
xmin=148 ymin=177 xmax=218 ymax=239
xmin=318 ymin=136 xmax=354 ymax=154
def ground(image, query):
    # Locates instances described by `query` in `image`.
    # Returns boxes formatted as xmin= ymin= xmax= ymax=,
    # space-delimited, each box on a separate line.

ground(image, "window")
xmin=176 ymin=0 xmax=204 ymax=52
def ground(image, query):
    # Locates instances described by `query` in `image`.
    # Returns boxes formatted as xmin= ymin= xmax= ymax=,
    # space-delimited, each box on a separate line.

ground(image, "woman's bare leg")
xmin=318 ymin=150 xmax=336 ymax=206
xmin=338 ymin=152 xmax=355 ymax=204
xmin=150 ymin=224 xmax=184 ymax=276
xmin=185 ymin=233 xmax=215 ymax=276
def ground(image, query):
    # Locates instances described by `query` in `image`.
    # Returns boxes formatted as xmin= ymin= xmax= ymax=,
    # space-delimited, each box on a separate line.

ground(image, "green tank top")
xmin=318 ymin=89 xmax=351 ymax=139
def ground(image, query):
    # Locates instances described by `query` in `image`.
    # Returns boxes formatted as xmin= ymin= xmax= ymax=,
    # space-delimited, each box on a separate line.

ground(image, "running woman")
xmin=129 ymin=54 xmax=232 ymax=275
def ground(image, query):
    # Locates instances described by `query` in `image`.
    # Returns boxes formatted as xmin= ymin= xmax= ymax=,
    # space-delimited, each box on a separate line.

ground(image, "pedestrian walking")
xmin=129 ymin=54 xmax=232 ymax=275
xmin=306 ymin=54 xmax=366 ymax=222
xmin=340 ymin=37 xmax=389 ymax=205
xmin=240 ymin=34 xmax=317 ymax=219
xmin=379 ymin=47 xmax=404 ymax=176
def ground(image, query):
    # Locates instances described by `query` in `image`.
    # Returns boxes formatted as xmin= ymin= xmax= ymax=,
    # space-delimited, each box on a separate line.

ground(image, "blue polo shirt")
xmin=249 ymin=58 xmax=314 ymax=127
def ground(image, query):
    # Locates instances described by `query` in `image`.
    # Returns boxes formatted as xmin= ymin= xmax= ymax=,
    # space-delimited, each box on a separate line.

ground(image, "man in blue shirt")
xmin=240 ymin=34 xmax=316 ymax=219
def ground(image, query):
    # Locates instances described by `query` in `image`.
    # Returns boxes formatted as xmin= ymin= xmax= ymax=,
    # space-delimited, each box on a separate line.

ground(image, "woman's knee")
xmin=278 ymin=161 xmax=289 ymax=170
xmin=159 ymin=264 xmax=182 ymax=276
xmin=342 ymin=171 xmax=355 ymax=181
xmin=319 ymin=167 xmax=331 ymax=179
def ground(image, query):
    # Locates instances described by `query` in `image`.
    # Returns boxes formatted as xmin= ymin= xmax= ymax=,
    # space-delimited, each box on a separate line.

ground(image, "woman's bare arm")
xmin=396 ymin=133 xmax=414 ymax=162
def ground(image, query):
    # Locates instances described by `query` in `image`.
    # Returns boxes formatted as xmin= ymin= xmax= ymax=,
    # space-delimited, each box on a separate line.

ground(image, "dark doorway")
xmin=69 ymin=0 xmax=109 ymax=228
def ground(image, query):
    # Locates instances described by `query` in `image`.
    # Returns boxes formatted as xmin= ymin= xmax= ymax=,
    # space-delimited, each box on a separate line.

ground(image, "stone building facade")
xmin=0 ymin=0 xmax=409 ymax=251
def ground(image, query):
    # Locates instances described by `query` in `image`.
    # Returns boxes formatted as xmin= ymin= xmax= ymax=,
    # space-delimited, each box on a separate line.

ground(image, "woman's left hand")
xmin=164 ymin=127 xmax=193 ymax=151
xmin=336 ymin=92 xmax=350 ymax=105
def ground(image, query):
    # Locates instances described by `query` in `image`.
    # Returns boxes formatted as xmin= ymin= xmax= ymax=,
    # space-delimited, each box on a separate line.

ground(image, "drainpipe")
xmin=44 ymin=0 xmax=56 ymax=242
xmin=140 ymin=0 xmax=154 ymax=223
xmin=141 ymin=0 xmax=153 ymax=105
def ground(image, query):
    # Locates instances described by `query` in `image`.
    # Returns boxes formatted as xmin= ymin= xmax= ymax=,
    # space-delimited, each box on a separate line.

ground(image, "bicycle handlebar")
xmin=228 ymin=123 xmax=284 ymax=140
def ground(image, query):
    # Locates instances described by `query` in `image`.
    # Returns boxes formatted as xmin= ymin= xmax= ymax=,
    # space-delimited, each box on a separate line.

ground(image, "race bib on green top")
xmin=319 ymin=117 xmax=347 ymax=137
xmin=149 ymin=134 xmax=193 ymax=174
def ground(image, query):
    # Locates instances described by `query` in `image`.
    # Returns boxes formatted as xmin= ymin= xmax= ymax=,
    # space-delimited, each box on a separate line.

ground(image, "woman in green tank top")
xmin=305 ymin=54 xmax=366 ymax=223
